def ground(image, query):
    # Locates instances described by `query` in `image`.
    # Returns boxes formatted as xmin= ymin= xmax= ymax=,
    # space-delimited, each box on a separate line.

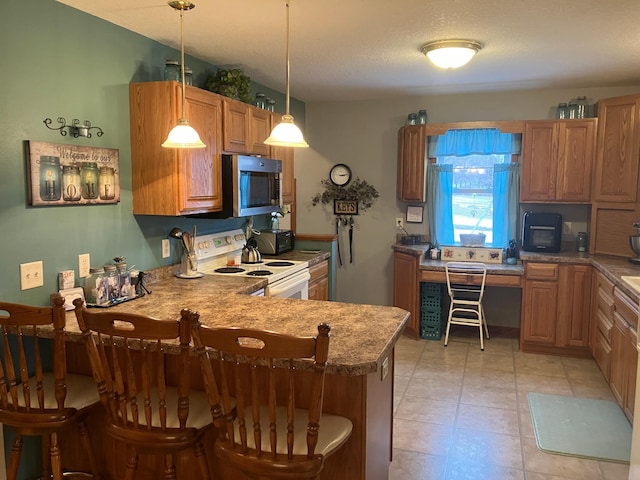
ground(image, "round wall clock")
xmin=329 ymin=163 xmax=352 ymax=186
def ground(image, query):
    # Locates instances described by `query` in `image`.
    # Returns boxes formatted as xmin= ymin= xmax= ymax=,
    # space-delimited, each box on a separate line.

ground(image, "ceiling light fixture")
xmin=162 ymin=1 xmax=205 ymax=149
xmin=420 ymin=40 xmax=483 ymax=69
xmin=264 ymin=0 xmax=309 ymax=148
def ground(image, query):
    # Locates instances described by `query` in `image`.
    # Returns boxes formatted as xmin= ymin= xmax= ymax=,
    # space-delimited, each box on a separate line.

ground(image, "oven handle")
xmin=267 ymin=270 xmax=310 ymax=297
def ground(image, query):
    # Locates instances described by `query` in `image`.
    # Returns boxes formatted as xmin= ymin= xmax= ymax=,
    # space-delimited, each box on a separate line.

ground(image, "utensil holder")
xmin=181 ymin=252 xmax=198 ymax=277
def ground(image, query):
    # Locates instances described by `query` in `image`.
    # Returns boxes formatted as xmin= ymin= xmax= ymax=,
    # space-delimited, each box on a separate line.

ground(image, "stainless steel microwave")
xmin=211 ymin=154 xmax=282 ymax=218
xmin=522 ymin=211 xmax=562 ymax=253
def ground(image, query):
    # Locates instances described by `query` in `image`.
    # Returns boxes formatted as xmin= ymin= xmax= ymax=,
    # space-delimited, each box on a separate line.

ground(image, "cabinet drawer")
xmin=309 ymin=261 xmax=328 ymax=282
xmin=596 ymin=288 xmax=615 ymax=318
xmin=594 ymin=271 xmax=615 ymax=297
xmin=596 ymin=309 xmax=614 ymax=343
xmin=525 ymin=263 xmax=558 ymax=280
xmin=614 ymin=287 xmax=639 ymax=329
xmin=594 ymin=329 xmax=612 ymax=381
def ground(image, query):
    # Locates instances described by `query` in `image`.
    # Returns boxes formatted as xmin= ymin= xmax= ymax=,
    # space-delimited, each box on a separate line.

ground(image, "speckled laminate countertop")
xmin=392 ymin=243 xmax=640 ymax=302
xmin=63 ymin=262 xmax=408 ymax=377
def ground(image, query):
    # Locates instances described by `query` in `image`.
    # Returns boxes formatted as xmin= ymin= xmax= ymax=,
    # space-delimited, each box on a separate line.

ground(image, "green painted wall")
xmin=1 ymin=0 xmax=304 ymax=307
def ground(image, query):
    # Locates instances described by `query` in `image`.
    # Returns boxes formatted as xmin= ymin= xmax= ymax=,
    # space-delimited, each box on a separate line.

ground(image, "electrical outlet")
xmin=381 ymin=357 xmax=389 ymax=381
xmin=162 ymin=239 xmax=170 ymax=258
xmin=20 ymin=261 xmax=44 ymax=290
xmin=563 ymin=221 xmax=572 ymax=235
xmin=78 ymin=253 xmax=91 ymax=278
xmin=395 ymin=218 xmax=404 ymax=229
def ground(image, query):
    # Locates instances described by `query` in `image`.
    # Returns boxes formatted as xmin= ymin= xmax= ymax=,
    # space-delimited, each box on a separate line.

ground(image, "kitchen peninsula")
xmin=59 ymin=272 xmax=409 ymax=480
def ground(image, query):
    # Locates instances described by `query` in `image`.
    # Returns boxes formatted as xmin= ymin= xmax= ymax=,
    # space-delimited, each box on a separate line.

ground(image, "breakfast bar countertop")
xmin=63 ymin=274 xmax=409 ymax=377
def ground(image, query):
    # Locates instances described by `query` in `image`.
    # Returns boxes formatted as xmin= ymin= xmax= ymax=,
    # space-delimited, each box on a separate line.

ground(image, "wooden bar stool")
xmin=73 ymin=299 xmax=212 ymax=480
xmin=0 ymin=294 xmax=100 ymax=480
xmin=187 ymin=309 xmax=353 ymax=480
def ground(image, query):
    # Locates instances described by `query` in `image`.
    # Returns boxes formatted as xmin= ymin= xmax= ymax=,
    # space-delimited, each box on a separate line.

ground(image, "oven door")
xmin=265 ymin=270 xmax=310 ymax=299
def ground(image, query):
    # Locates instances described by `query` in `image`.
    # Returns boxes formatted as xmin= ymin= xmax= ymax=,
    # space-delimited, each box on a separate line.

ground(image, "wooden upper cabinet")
xmin=593 ymin=94 xmax=640 ymax=203
xmin=520 ymin=119 xmax=596 ymax=202
xmin=271 ymin=149 xmax=295 ymax=206
xmin=129 ymin=82 xmax=223 ymax=216
xmin=222 ymin=98 xmax=271 ymax=156
xmin=397 ymin=125 xmax=427 ymax=202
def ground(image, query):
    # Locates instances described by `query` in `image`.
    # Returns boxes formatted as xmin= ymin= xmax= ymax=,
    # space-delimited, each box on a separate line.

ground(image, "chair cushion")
xmin=121 ymin=387 xmax=212 ymax=430
xmin=10 ymin=373 xmax=99 ymax=410
xmin=232 ymin=406 xmax=353 ymax=457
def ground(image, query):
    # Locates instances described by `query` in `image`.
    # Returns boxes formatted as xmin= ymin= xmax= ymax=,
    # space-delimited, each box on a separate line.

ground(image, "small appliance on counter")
xmin=255 ymin=229 xmax=295 ymax=255
xmin=522 ymin=211 xmax=562 ymax=253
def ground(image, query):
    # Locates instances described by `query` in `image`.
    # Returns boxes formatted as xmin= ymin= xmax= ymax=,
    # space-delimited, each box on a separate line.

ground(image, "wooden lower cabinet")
xmin=521 ymin=262 xmax=591 ymax=356
xmin=308 ymin=260 xmax=329 ymax=301
xmin=393 ymin=251 xmax=419 ymax=337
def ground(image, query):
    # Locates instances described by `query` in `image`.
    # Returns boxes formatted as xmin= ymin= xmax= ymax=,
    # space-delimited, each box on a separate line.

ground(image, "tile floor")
xmin=389 ymin=330 xmax=631 ymax=480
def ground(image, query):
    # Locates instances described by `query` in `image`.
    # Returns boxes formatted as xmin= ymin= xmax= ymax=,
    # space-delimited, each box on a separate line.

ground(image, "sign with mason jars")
xmin=26 ymin=141 xmax=120 ymax=206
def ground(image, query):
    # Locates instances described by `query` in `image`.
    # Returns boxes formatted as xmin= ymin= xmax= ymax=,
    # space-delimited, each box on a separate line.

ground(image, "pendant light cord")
xmin=285 ymin=0 xmax=290 ymax=116
xmin=180 ymin=7 xmax=187 ymax=120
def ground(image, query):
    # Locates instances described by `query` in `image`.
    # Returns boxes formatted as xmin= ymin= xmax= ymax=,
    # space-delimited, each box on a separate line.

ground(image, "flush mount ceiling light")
xmin=264 ymin=0 xmax=309 ymax=148
xmin=420 ymin=40 xmax=483 ymax=69
xmin=162 ymin=1 xmax=205 ymax=149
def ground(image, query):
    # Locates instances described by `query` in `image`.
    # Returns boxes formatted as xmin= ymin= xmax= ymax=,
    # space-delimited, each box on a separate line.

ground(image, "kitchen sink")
xmin=621 ymin=276 xmax=640 ymax=295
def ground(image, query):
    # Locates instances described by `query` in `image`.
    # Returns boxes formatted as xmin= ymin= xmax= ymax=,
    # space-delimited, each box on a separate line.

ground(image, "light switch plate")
xmin=20 ymin=261 xmax=44 ymax=290
xmin=162 ymin=239 xmax=170 ymax=258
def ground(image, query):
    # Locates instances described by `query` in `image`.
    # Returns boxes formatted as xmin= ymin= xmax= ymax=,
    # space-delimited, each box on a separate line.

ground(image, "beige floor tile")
xmin=460 ymin=384 xmax=519 ymax=410
xmin=525 ymin=473 xmax=587 ymax=480
xmin=455 ymin=403 xmax=520 ymax=436
xmin=444 ymin=456 xmax=525 ymax=480
xmin=388 ymin=448 xmax=447 ymax=480
xmin=405 ymin=379 xmax=463 ymax=401
xmin=393 ymin=418 xmax=454 ymax=456
xmin=598 ymin=460 xmax=630 ymax=480
xmin=466 ymin=351 xmax=516 ymax=373
xmin=449 ymin=428 xmax=523 ymax=469
xmin=519 ymin=410 xmax=536 ymax=438
xmin=463 ymin=369 xmax=516 ymax=390
xmin=515 ymin=373 xmax=573 ymax=396
xmin=522 ymin=437 xmax=603 ymax=479
xmin=514 ymin=354 xmax=567 ymax=377
xmin=396 ymin=396 xmax=458 ymax=426
xmin=413 ymin=362 xmax=466 ymax=381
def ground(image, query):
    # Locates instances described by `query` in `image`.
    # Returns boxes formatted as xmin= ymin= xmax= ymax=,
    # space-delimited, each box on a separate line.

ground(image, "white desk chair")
xmin=444 ymin=262 xmax=489 ymax=350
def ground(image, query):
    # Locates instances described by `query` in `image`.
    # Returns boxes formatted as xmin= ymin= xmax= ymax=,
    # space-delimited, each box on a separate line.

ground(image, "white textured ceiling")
xmin=56 ymin=0 xmax=640 ymax=102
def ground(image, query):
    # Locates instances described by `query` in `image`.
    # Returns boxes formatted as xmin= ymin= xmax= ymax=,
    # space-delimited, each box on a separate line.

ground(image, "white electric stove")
xmin=195 ymin=229 xmax=310 ymax=299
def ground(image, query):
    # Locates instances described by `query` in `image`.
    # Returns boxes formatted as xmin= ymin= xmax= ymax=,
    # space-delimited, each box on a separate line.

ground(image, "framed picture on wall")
xmin=26 ymin=140 xmax=120 ymax=206
xmin=406 ymin=205 xmax=423 ymax=223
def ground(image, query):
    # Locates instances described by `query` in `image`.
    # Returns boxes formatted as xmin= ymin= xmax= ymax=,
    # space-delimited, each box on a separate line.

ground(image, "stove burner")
xmin=265 ymin=261 xmax=295 ymax=267
xmin=247 ymin=270 xmax=273 ymax=276
xmin=214 ymin=267 xmax=246 ymax=274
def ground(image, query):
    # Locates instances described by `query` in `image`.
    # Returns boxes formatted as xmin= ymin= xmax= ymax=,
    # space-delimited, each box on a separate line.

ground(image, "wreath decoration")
xmin=311 ymin=178 xmax=379 ymax=211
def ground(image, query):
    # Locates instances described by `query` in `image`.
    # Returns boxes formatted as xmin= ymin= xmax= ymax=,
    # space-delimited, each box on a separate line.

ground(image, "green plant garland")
xmin=311 ymin=178 xmax=379 ymax=212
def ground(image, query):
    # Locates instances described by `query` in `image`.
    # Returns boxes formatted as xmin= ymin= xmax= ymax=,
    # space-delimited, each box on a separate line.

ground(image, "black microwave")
xmin=522 ymin=212 xmax=562 ymax=253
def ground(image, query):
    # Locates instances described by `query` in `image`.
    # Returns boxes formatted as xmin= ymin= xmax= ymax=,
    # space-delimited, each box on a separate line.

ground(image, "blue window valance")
xmin=428 ymin=128 xmax=521 ymax=157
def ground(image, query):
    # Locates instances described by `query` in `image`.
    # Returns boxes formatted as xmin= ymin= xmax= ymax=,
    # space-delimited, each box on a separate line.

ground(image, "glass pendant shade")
xmin=163 ymin=1 xmax=205 ymax=149
xmin=421 ymin=40 xmax=482 ymax=69
xmin=162 ymin=118 xmax=206 ymax=148
xmin=264 ymin=114 xmax=309 ymax=148
xmin=265 ymin=1 xmax=309 ymax=148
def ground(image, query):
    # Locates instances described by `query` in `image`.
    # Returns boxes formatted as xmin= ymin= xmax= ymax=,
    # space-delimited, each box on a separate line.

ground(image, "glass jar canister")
xmin=575 ymin=96 xmax=588 ymax=118
xmin=103 ymin=265 xmax=119 ymax=302
xmin=266 ymin=98 xmax=276 ymax=112
xmin=418 ymin=109 xmax=428 ymax=124
xmin=556 ymin=103 xmax=569 ymax=119
xmin=62 ymin=165 xmax=82 ymax=201
xmin=576 ymin=232 xmax=588 ymax=252
xmin=99 ymin=167 xmax=116 ymax=200
xmin=567 ymin=101 xmax=579 ymax=119
xmin=84 ymin=267 xmax=106 ymax=305
xmin=80 ymin=162 xmax=99 ymax=199
xmin=164 ymin=59 xmax=180 ymax=82
xmin=407 ymin=113 xmax=417 ymax=125
xmin=254 ymin=92 xmax=266 ymax=109
xmin=116 ymin=263 xmax=132 ymax=299
xmin=184 ymin=66 xmax=193 ymax=86
xmin=39 ymin=155 xmax=62 ymax=201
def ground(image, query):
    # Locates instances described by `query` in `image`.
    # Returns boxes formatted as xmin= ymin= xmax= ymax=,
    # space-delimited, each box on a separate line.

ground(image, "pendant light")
xmin=264 ymin=0 xmax=309 ymax=148
xmin=162 ymin=1 xmax=206 ymax=149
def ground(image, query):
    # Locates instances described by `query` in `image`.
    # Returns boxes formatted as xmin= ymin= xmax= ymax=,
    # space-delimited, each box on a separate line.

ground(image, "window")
xmin=426 ymin=129 xmax=521 ymax=249
xmin=438 ymin=154 xmax=511 ymax=245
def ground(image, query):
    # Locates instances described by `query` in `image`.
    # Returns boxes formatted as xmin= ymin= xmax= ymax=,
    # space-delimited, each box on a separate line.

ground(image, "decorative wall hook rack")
xmin=43 ymin=117 xmax=104 ymax=138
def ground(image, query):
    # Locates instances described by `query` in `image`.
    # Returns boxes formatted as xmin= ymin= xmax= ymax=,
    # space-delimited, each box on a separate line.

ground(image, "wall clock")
xmin=329 ymin=163 xmax=352 ymax=186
